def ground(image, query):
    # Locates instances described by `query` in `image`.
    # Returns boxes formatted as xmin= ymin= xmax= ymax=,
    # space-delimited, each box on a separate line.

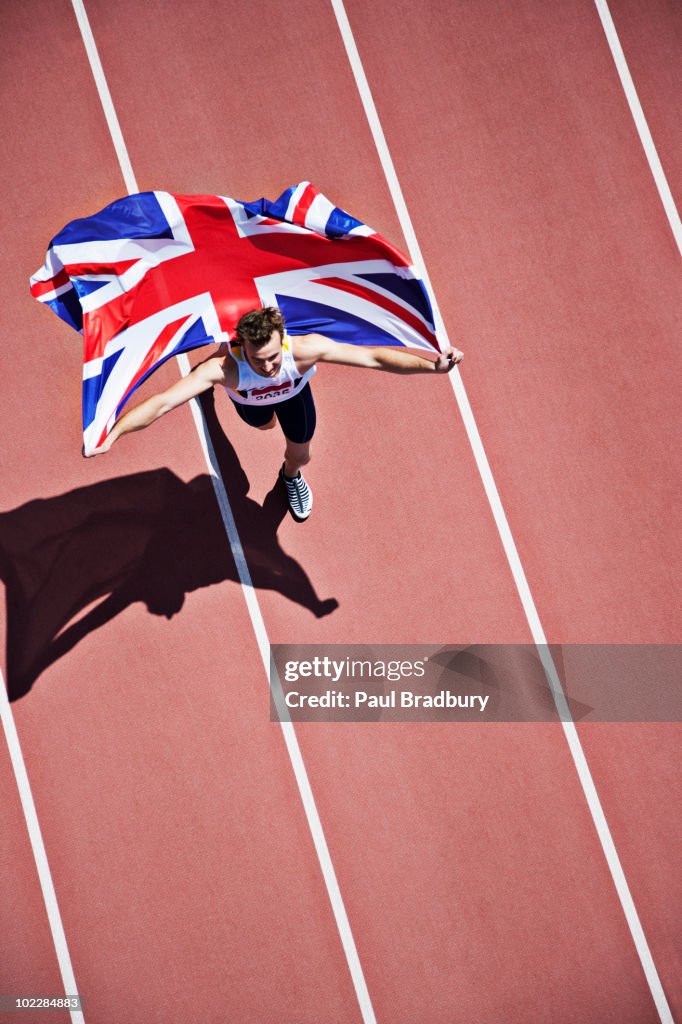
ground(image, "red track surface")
xmin=1 ymin=1 xmax=679 ymax=1022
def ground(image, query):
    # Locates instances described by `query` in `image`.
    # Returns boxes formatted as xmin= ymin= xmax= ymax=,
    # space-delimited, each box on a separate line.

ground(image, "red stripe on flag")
xmin=315 ymin=276 xmax=439 ymax=351
xmin=64 ymin=259 xmax=139 ymax=277
xmin=94 ymin=424 xmax=110 ymax=451
xmin=362 ymin=231 xmax=412 ymax=269
xmin=83 ymin=292 xmax=136 ymax=362
xmin=292 ymin=184 xmax=319 ymax=227
xmin=91 ymin=315 xmax=191 ymax=452
xmin=120 ymin=315 xmax=192 ymax=404
xmin=30 ymin=269 xmax=70 ymax=298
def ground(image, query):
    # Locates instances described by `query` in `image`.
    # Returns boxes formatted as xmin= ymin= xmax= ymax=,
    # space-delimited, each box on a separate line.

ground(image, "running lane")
xmin=71 ymin=1 xmax=679 ymax=1022
xmin=1 ymin=2 xmax=372 ymax=1021
xmin=609 ymin=0 xmax=682 ymax=209
xmin=0 ymin=737 xmax=70 ymax=1024
xmin=341 ymin=0 xmax=681 ymax=1014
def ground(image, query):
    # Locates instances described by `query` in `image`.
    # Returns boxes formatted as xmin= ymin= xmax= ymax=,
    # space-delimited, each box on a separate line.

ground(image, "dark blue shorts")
xmin=230 ymin=383 xmax=316 ymax=444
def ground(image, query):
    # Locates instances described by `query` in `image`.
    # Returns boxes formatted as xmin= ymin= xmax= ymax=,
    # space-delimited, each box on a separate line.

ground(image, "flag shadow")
xmin=0 ymin=392 xmax=337 ymax=702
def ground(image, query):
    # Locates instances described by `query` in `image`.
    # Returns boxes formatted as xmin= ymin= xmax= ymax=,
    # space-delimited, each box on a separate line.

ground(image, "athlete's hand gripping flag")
xmin=30 ymin=182 xmax=440 ymax=455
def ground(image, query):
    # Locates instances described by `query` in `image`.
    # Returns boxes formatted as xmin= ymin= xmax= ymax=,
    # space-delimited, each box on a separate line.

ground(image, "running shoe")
xmin=280 ymin=463 xmax=313 ymax=521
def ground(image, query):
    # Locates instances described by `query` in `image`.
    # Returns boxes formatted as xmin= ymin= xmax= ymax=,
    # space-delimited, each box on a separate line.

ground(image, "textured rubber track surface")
xmin=1 ymin=1 xmax=679 ymax=1021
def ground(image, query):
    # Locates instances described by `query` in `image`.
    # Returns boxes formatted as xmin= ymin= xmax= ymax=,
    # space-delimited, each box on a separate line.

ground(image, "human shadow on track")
xmin=0 ymin=389 xmax=337 ymax=701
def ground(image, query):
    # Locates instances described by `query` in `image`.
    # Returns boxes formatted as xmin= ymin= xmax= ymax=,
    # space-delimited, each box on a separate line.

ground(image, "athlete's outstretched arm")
xmin=295 ymin=334 xmax=462 ymax=374
xmin=84 ymin=356 xmax=225 ymax=456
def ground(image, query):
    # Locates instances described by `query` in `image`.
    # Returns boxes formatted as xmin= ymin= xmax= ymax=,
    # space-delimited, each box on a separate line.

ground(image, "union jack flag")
xmin=31 ymin=182 xmax=439 ymax=454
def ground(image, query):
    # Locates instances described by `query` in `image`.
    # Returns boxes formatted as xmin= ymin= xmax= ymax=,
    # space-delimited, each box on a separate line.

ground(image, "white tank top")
xmin=225 ymin=333 xmax=316 ymax=406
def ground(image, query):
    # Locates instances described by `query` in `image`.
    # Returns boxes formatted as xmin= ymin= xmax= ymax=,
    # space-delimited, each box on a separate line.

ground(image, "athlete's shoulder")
xmin=212 ymin=346 xmax=239 ymax=388
xmin=291 ymin=333 xmax=333 ymax=358
xmin=188 ymin=351 xmax=233 ymax=387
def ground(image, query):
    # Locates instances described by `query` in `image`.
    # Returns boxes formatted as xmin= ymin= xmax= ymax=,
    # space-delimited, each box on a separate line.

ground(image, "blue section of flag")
xmin=173 ymin=317 xmax=214 ymax=353
xmin=325 ymin=206 xmax=365 ymax=238
xmin=357 ymin=272 xmax=435 ymax=326
xmin=249 ymin=189 xmax=364 ymax=238
xmin=51 ymin=192 xmax=173 ymax=247
xmin=261 ymin=186 xmax=297 ymax=222
xmin=240 ymin=199 xmax=267 ymax=218
xmin=82 ymin=348 xmax=124 ymax=429
xmin=274 ymin=294 xmax=408 ymax=347
xmin=73 ymin=277 xmax=110 ymax=300
xmin=45 ymin=290 xmax=83 ymax=332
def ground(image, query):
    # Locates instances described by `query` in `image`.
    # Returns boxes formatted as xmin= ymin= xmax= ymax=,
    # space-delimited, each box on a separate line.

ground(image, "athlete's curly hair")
xmin=235 ymin=307 xmax=285 ymax=348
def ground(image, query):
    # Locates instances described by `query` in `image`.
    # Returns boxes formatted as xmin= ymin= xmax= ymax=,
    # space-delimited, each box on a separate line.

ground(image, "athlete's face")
xmin=245 ymin=331 xmax=284 ymax=377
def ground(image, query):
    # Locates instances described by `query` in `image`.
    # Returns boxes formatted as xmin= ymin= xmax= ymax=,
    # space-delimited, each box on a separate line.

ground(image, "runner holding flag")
xmin=90 ymin=305 xmax=462 ymax=521
xmin=31 ymin=184 xmax=462 ymax=521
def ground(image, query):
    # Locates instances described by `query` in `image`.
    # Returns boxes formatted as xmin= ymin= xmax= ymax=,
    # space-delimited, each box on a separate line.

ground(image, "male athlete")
xmin=87 ymin=307 xmax=463 ymax=521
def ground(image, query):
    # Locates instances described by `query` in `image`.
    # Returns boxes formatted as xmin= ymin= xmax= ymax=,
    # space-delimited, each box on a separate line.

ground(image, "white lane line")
xmin=71 ymin=0 xmax=138 ymax=195
xmin=329 ymin=2 xmax=674 ymax=1022
xmin=594 ymin=0 xmax=682 ymax=256
xmin=182 ymin=370 xmax=376 ymax=1023
xmin=69 ymin=3 xmax=376 ymax=1020
xmin=0 ymin=676 xmax=85 ymax=1024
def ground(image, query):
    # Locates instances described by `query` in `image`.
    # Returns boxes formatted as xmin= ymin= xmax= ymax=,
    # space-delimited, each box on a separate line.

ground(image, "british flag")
xmin=31 ymin=182 xmax=439 ymax=454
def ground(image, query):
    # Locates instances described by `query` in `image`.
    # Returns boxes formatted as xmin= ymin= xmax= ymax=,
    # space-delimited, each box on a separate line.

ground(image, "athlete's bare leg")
xmin=283 ymin=439 xmax=311 ymax=478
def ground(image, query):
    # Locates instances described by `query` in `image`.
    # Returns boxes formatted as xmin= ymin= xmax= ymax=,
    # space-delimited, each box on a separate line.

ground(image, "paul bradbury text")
xmin=283 ymin=689 xmax=489 ymax=711
xmin=270 ymin=643 xmax=682 ymax=723
xmin=270 ymin=648 xmax=497 ymax=721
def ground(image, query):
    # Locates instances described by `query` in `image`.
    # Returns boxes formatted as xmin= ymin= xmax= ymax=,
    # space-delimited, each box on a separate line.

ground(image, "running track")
xmin=1 ymin=1 xmax=680 ymax=1021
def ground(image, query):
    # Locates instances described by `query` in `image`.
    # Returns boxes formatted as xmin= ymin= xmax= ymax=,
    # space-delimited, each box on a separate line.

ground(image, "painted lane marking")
xmin=69 ymin=1 xmax=376 ymax=1019
xmin=0 ymin=675 xmax=85 ymax=1024
xmin=594 ymin=0 xmax=681 ymax=256
xmin=329 ymin=1 xmax=673 ymax=1021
